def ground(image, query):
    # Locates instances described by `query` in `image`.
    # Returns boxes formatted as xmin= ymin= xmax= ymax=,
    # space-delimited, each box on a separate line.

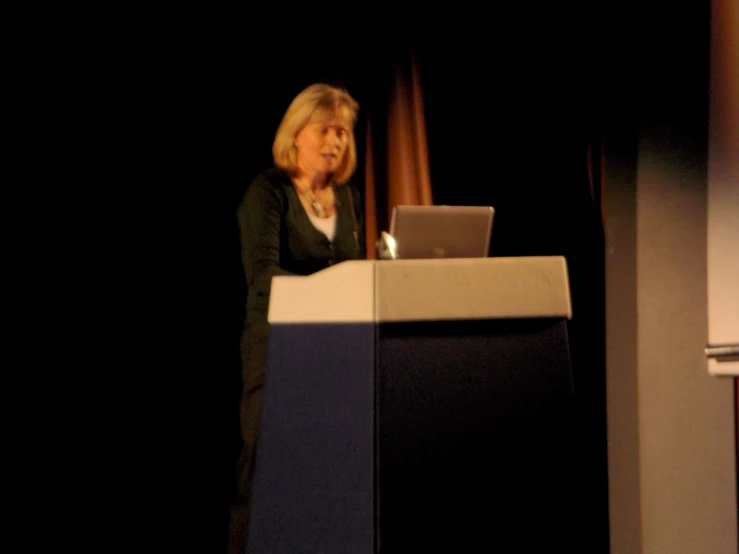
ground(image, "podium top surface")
xmin=268 ymin=256 xmax=573 ymax=324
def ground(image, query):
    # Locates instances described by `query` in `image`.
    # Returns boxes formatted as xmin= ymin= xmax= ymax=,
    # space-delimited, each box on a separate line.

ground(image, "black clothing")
xmin=238 ymin=167 xmax=364 ymax=324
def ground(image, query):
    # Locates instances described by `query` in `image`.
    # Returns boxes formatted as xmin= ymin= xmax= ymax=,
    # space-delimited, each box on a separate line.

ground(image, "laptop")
xmin=388 ymin=205 xmax=495 ymax=259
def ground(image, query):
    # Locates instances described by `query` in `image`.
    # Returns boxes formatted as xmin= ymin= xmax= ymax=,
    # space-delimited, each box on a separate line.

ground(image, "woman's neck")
xmin=294 ymin=171 xmax=331 ymax=192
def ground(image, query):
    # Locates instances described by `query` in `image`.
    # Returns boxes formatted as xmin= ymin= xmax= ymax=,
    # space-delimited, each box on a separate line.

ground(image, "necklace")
xmin=306 ymin=189 xmax=328 ymax=218
xmin=296 ymin=180 xmax=332 ymax=218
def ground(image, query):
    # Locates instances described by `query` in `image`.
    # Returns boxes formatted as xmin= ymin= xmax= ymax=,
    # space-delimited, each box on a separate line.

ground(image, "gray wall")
xmin=604 ymin=2 xmax=737 ymax=551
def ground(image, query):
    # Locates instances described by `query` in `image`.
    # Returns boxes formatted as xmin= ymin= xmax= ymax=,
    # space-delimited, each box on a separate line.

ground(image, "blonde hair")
xmin=273 ymin=83 xmax=360 ymax=185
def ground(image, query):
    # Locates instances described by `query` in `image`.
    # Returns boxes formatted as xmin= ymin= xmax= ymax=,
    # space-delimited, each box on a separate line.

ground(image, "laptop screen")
xmin=388 ymin=205 xmax=495 ymax=259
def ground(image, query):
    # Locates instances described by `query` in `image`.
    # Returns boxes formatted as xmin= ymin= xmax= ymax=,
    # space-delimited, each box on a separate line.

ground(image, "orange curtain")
xmin=363 ymin=48 xmax=433 ymax=259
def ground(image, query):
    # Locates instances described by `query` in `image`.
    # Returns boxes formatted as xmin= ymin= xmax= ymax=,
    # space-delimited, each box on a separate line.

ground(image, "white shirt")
xmin=307 ymin=212 xmax=337 ymax=241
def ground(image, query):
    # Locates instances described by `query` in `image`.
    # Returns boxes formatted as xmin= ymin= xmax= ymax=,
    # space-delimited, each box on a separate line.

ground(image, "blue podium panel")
xmin=253 ymin=258 xmax=578 ymax=552
xmin=247 ymin=323 xmax=376 ymax=554
xmin=376 ymin=318 xmax=578 ymax=552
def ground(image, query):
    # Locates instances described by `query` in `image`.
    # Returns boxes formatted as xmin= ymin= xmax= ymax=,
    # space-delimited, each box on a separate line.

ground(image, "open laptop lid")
xmin=389 ymin=205 xmax=495 ymax=259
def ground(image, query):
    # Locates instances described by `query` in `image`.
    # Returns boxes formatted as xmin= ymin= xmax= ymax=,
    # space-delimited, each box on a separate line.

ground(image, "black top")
xmin=237 ymin=168 xmax=365 ymax=323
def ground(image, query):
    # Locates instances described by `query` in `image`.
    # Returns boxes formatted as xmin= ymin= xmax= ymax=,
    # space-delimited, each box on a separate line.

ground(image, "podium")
xmin=247 ymin=257 xmax=577 ymax=553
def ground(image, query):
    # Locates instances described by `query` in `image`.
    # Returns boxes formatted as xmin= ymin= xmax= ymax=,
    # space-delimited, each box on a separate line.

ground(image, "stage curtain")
xmin=363 ymin=47 xmax=432 ymax=259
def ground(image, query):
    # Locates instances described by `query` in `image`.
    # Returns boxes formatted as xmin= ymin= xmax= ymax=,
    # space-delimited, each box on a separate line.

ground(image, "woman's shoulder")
xmin=238 ymin=168 xmax=292 ymax=216
xmin=249 ymin=167 xmax=292 ymax=191
xmin=245 ymin=168 xmax=294 ymax=201
xmin=338 ymin=180 xmax=362 ymax=204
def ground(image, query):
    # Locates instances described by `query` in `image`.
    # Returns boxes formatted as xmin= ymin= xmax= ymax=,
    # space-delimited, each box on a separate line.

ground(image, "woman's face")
xmin=294 ymin=109 xmax=351 ymax=180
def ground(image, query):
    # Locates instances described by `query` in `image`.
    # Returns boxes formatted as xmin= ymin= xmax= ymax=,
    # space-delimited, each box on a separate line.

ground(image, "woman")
xmin=229 ymin=83 xmax=364 ymax=552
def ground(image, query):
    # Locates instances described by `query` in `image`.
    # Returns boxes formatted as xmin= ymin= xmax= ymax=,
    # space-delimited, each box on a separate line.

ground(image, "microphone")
xmin=341 ymin=188 xmax=361 ymax=254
